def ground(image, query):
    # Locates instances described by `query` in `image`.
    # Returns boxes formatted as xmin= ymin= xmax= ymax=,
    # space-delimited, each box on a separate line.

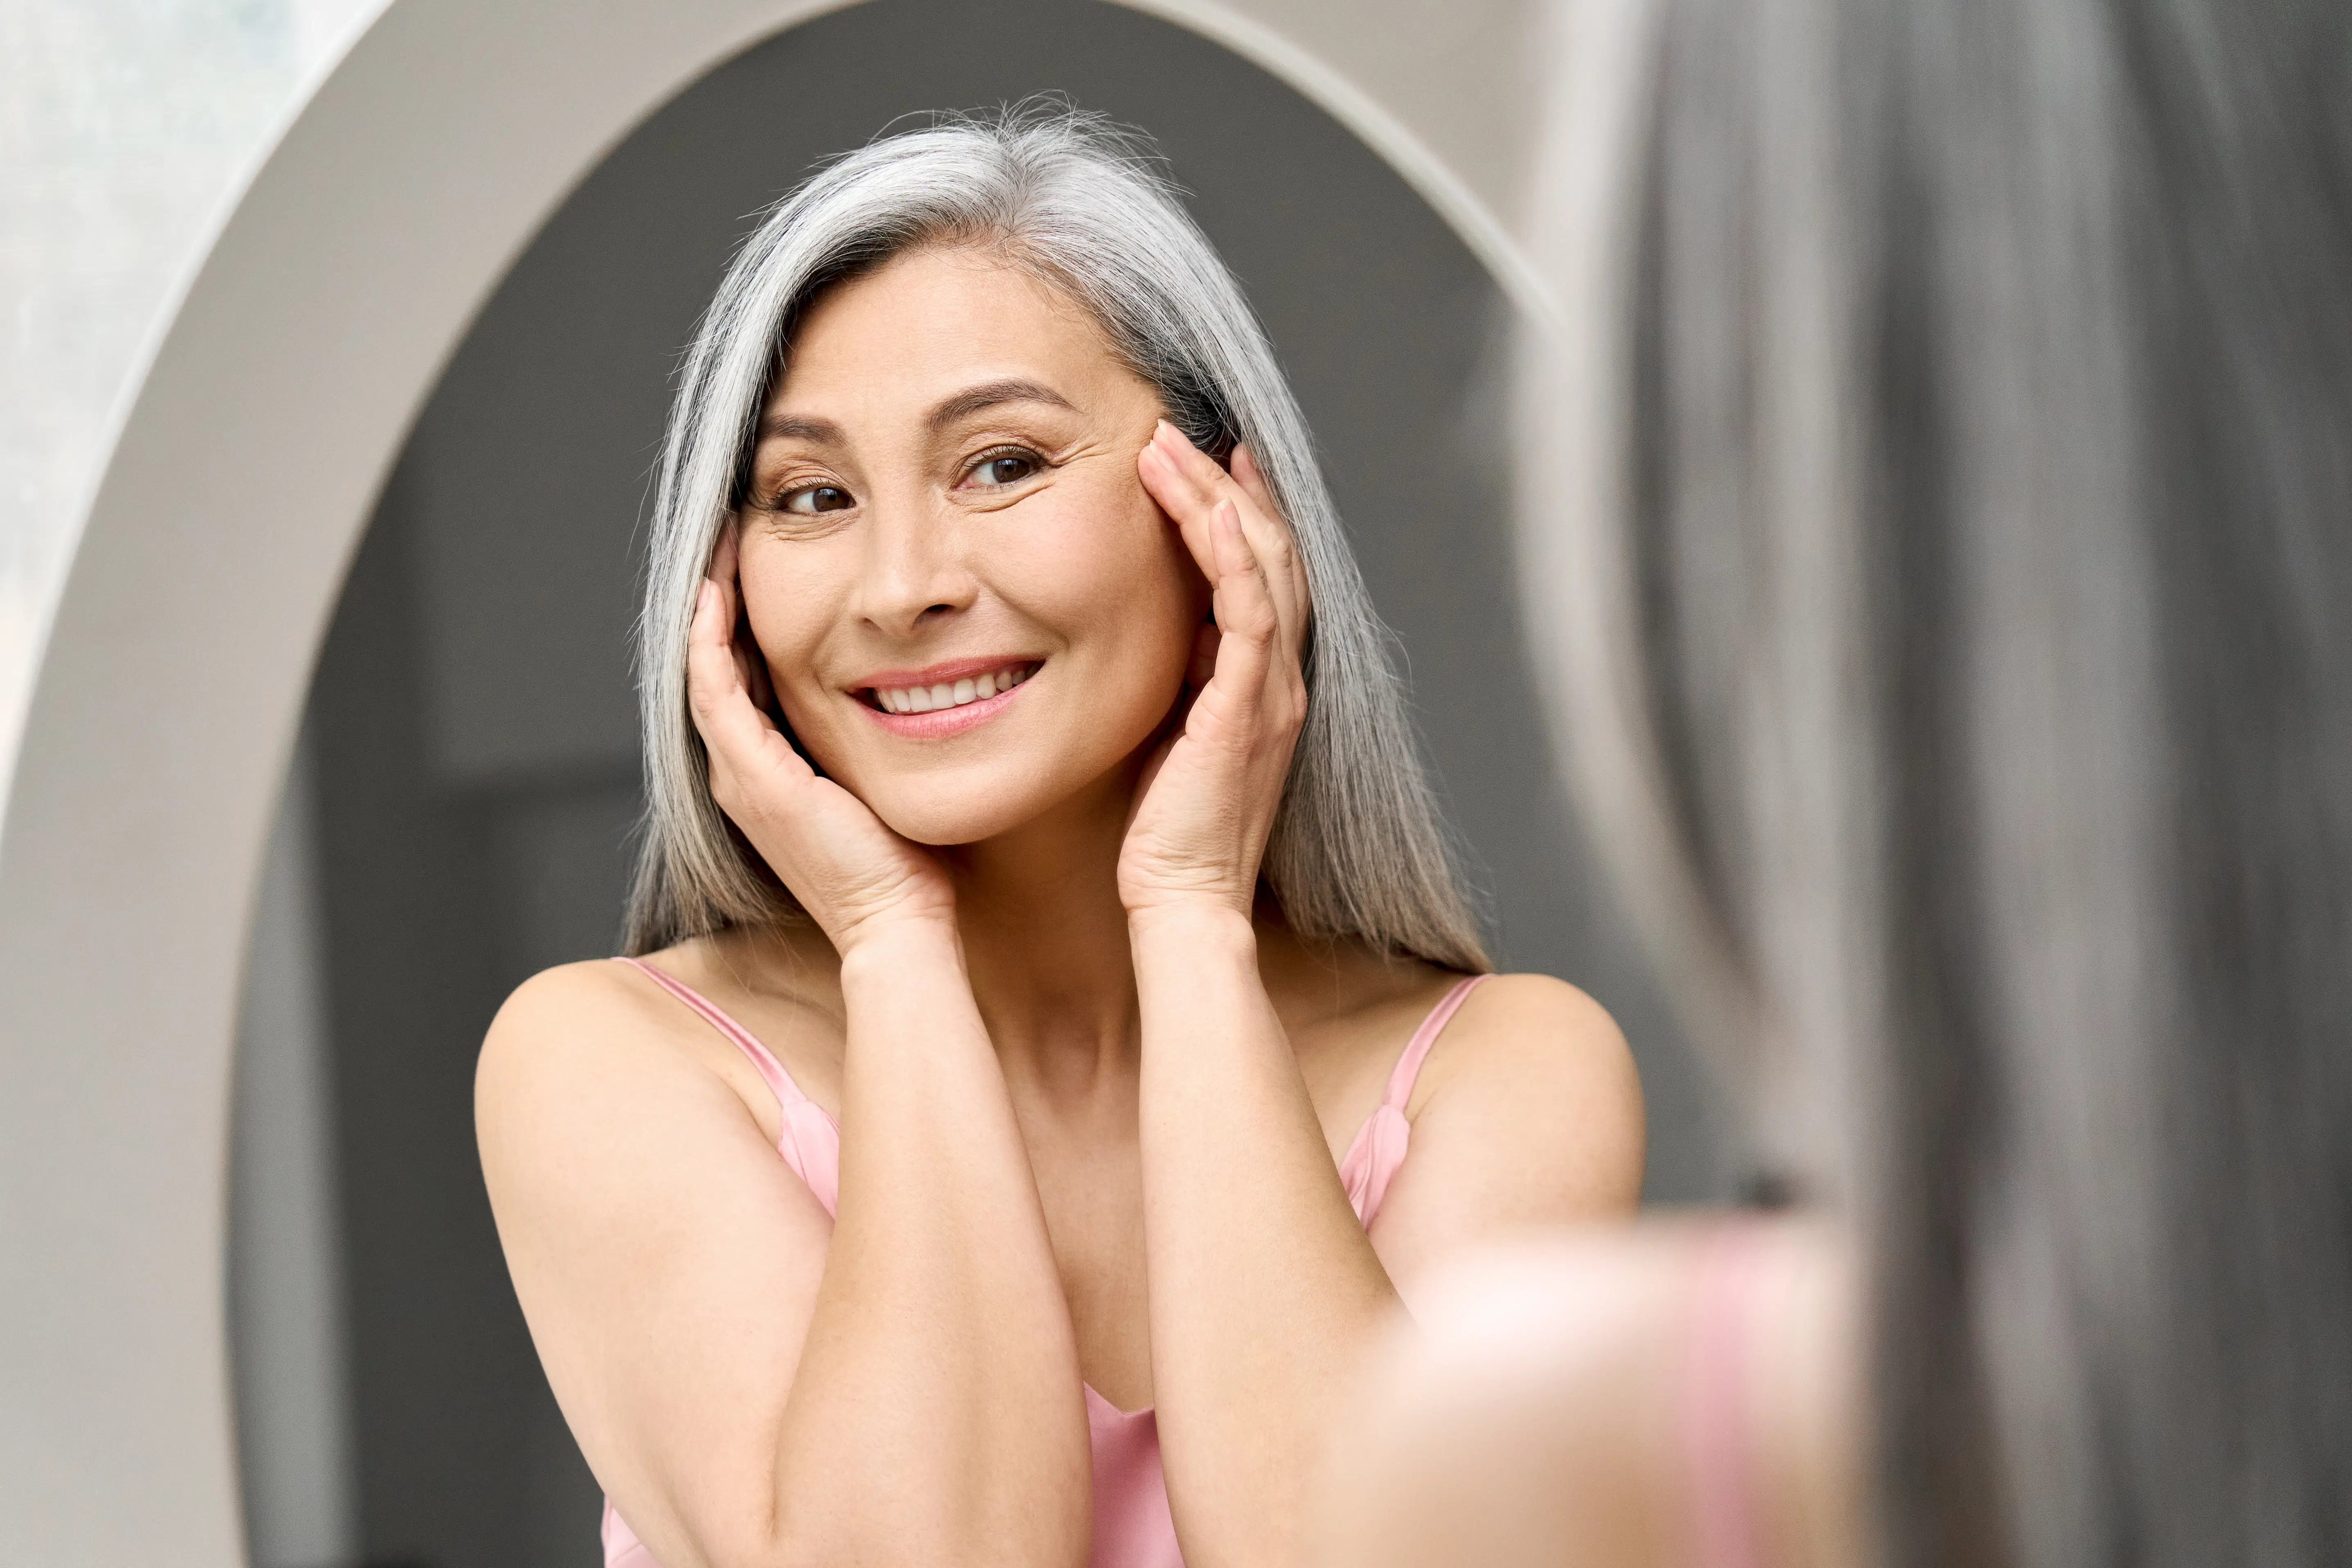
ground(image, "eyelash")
xmin=959 ymin=444 xmax=1048 ymax=489
xmin=748 ymin=443 xmax=1050 ymax=516
xmin=756 ymin=480 xmax=852 ymax=518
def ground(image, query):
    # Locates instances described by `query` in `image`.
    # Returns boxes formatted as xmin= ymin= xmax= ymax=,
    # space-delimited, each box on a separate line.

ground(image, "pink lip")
xmin=851 ymin=656 xmax=1041 ymax=740
xmin=856 ymin=654 xmax=1034 ymax=690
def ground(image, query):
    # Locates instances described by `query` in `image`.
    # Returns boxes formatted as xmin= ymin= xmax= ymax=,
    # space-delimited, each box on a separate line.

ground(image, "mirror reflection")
xmin=228 ymin=5 xmax=1716 ymax=1564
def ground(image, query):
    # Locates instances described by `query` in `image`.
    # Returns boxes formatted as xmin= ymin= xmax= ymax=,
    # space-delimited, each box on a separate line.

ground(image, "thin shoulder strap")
xmin=613 ymin=955 xmax=810 ymax=1113
xmin=1381 ymin=974 xmax=1491 ymax=1112
xmin=1683 ymin=1222 xmax=1772 ymax=1568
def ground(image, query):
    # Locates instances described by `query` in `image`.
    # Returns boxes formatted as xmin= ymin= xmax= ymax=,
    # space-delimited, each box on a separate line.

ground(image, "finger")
xmin=687 ymin=577 xmax=805 ymax=797
xmin=686 ymin=577 xmax=749 ymax=735
xmin=1230 ymin=443 xmax=1311 ymax=632
xmin=709 ymin=518 xmax=742 ymax=590
xmin=1139 ymin=420 xmax=1240 ymax=534
xmin=1187 ymin=619 xmax=1220 ymax=690
xmin=1140 ymin=427 xmax=1281 ymax=625
xmin=1204 ymin=500 xmax=1278 ymax=700
xmin=1229 ymin=441 xmax=1277 ymax=515
xmin=1148 ymin=425 xmax=1305 ymax=654
xmin=1136 ymin=426 xmax=1224 ymax=582
xmin=706 ymin=519 xmax=779 ymax=714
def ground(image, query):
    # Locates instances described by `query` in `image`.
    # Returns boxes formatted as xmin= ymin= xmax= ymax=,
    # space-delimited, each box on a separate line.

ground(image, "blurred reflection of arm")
xmin=1317 ymin=1219 xmax=1872 ymax=1568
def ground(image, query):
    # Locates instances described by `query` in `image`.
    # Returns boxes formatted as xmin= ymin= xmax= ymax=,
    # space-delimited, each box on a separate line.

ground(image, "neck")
xmin=935 ymin=766 xmax=1154 ymax=1095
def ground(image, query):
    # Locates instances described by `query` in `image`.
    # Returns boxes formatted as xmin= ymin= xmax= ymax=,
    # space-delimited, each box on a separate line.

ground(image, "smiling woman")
xmin=726 ymin=253 xmax=1204 ymax=848
xmin=473 ymin=102 xmax=1644 ymax=1568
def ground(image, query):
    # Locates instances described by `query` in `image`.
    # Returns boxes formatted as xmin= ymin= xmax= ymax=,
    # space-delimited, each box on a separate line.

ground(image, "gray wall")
xmin=230 ymin=2 xmax=1735 ymax=1563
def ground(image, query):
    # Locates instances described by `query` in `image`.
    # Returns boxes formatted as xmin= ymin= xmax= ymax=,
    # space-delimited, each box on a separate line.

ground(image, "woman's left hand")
xmin=1120 ymin=421 xmax=1311 ymax=921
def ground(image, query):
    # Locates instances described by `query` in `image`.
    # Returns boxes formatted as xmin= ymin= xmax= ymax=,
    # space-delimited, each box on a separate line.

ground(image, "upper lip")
xmin=852 ymin=655 xmax=1039 ymax=692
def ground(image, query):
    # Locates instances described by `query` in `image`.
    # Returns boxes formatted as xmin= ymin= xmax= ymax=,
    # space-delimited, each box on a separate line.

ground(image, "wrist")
xmin=834 ymin=910 xmax=962 ymax=975
xmin=1127 ymin=898 xmax=1259 ymax=957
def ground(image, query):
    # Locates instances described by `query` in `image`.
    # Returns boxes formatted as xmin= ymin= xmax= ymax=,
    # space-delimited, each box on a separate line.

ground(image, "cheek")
xmin=736 ymin=540 xmax=844 ymax=697
xmin=1011 ymin=483 xmax=1203 ymax=679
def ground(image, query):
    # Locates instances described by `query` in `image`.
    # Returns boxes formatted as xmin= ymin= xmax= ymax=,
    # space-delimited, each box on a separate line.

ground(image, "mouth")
xmin=852 ymin=658 xmax=1043 ymax=737
xmin=860 ymin=660 xmax=1041 ymax=715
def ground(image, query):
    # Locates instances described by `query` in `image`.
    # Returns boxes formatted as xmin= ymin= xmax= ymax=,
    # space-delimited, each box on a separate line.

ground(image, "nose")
xmin=852 ymin=487 xmax=978 ymax=637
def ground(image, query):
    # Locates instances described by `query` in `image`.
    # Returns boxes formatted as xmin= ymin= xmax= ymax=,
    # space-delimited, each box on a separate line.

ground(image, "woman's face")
xmin=735 ymin=245 xmax=1207 ymax=847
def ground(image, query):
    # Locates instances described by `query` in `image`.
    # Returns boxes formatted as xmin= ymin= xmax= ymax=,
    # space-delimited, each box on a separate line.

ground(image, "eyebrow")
xmin=754 ymin=412 xmax=842 ymax=444
xmin=753 ymin=378 xmax=1078 ymax=448
xmin=925 ymin=378 xmax=1079 ymax=431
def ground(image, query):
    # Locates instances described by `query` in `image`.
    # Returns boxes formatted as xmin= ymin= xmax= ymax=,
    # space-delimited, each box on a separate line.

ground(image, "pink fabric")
xmin=1681 ymin=1224 xmax=1773 ymax=1568
xmin=600 ymin=957 xmax=1489 ymax=1568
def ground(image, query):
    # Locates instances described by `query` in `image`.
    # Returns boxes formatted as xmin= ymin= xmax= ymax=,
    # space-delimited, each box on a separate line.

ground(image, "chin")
xmin=824 ymin=717 xmax=1160 ymax=848
xmin=861 ymin=781 xmax=1053 ymax=848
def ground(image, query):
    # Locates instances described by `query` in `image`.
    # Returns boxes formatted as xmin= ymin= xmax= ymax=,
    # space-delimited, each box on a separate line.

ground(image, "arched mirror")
xmin=230 ymin=7 xmax=1727 ymax=1561
xmin=5 ymin=3 xmax=1740 ymax=1561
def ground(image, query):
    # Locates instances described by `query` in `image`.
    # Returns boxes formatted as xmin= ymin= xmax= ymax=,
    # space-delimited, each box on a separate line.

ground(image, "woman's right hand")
xmin=687 ymin=524 xmax=956 ymax=953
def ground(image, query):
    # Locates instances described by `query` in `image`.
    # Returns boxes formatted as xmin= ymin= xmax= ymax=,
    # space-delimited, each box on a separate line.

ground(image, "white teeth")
xmin=873 ymin=663 xmax=1036 ymax=715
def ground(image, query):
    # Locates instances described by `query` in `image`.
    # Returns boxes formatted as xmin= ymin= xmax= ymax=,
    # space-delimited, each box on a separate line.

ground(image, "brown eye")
xmin=967 ymin=452 xmax=1040 ymax=487
xmin=783 ymin=484 xmax=853 ymax=515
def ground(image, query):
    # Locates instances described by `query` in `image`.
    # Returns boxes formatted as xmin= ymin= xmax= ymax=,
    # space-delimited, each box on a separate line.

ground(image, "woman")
xmin=475 ymin=104 xmax=1644 ymax=1568
xmin=1322 ymin=0 xmax=2352 ymax=1564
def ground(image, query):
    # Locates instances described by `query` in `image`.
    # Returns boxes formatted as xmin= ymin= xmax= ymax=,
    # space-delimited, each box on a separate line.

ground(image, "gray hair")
xmin=1521 ymin=0 xmax=2352 ymax=1564
xmin=625 ymin=101 xmax=1486 ymax=972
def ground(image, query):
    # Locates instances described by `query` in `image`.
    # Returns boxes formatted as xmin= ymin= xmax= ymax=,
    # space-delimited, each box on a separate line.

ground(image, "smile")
xmin=862 ymin=661 xmax=1039 ymax=715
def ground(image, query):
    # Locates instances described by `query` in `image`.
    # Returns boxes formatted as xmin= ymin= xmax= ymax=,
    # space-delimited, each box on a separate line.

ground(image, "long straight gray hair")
xmin=625 ymin=101 xmax=1485 ymax=972
xmin=1522 ymin=0 xmax=2351 ymax=1564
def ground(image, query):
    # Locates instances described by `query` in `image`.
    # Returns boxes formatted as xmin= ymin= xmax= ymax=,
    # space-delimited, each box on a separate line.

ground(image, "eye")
xmin=781 ymin=484 xmax=853 ymax=516
xmin=962 ymin=448 xmax=1044 ymax=489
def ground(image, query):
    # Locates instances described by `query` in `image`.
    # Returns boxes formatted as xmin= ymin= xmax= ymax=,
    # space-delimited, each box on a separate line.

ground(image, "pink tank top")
xmin=600 ymin=958 xmax=1490 ymax=1568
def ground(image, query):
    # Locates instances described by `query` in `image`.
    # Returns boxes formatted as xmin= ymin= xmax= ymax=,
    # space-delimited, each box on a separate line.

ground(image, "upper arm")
xmin=475 ymin=962 xmax=832 ymax=1568
xmin=1365 ymin=973 xmax=1646 ymax=1302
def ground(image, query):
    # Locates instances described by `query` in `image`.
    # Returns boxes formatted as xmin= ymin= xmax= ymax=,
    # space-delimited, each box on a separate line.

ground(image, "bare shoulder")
xmin=1425 ymin=971 xmax=1635 ymax=1102
xmin=1360 ymin=973 xmax=1644 ymax=1280
xmin=478 ymin=958 xmax=691 ymax=1109
xmin=486 ymin=956 xmax=660 ymax=1042
xmin=475 ymin=953 xmax=789 ymax=1176
xmin=1419 ymin=974 xmax=1644 ymax=1193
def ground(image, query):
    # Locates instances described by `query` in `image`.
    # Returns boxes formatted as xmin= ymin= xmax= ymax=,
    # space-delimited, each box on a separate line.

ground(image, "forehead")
xmin=771 ymin=245 xmax=1136 ymax=415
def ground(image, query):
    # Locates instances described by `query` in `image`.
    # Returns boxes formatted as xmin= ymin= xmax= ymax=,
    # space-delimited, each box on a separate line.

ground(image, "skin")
xmin=475 ymin=245 xmax=1645 ymax=1568
xmin=1315 ymin=1218 xmax=1875 ymax=1568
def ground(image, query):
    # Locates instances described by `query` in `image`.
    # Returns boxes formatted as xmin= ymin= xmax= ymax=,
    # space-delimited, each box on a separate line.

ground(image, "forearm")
xmin=768 ymin=922 xmax=1089 ymax=1566
xmin=1132 ymin=905 xmax=1400 ymax=1567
